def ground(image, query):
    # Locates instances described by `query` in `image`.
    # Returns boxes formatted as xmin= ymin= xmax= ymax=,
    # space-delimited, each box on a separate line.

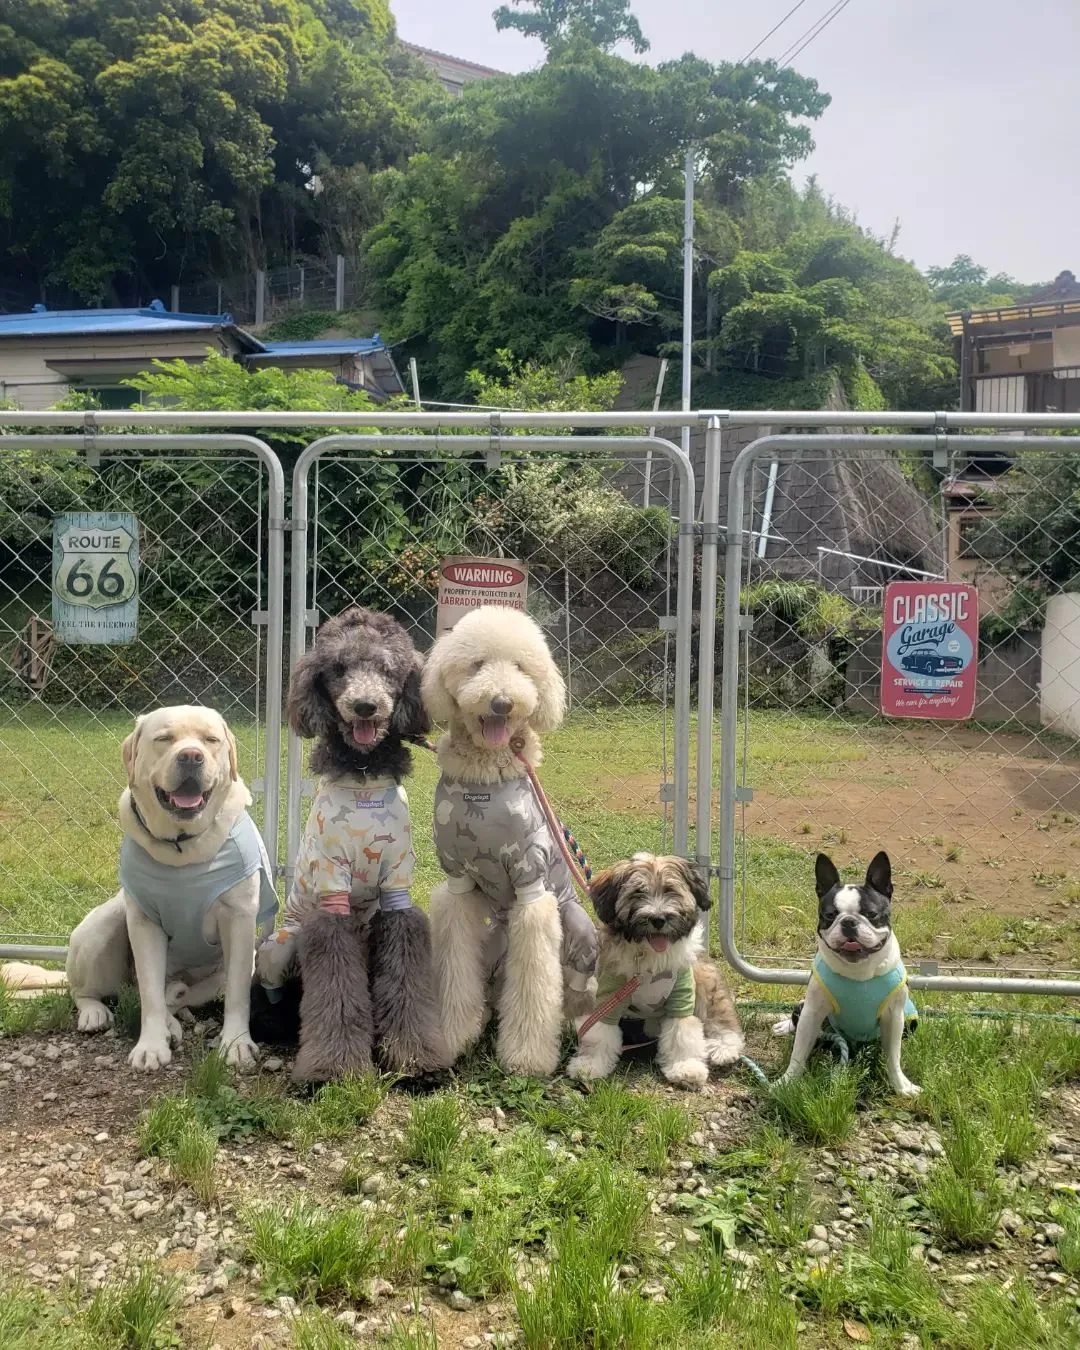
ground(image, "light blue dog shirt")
xmin=810 ymin=951 xmax=918 ymax=1044
xmin=120 ymin=812 xmax=278 ymax=970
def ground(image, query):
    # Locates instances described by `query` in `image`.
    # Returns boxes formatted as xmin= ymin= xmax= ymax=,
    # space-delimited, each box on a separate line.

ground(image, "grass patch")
xmin=764 ymin=1062 xmax=863 ymax=1146
xmin=245 ymin=1200 xmax=383 ymax=1301
xmin=0 ymin=1267 xmax=183 ymax=1349
xmin=292 ymin=1308 xmax=362 ymax=1350
xmin=920 ymin=1113 xmax=1003 ymax=1248
xmin=399 ymin=1094 xmax=468 ymax=1172
xmin=137 ymin=1095 xmax=218 ymax=1204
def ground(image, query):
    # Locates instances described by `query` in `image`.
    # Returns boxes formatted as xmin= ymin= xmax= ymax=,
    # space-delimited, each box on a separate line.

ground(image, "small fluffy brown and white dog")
xmin=567 ymin=853 xmax=744 ymax=1088
xmin=422 ymin=606 xmax=598 ymax=1077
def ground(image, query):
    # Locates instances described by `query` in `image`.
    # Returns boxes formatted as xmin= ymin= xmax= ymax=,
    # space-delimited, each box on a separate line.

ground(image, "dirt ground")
xmin=747 ymin=724 xmax=1080 ymax=923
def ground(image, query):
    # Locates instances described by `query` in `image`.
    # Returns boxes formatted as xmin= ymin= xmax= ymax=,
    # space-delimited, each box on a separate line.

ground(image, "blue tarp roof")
xmin=0 ymin=300 xmax=240 ymax=338
xmin=250 ymin=335 xmax=386 ymax=359
xmin=0 ymin=304 xmax=388 ymax=362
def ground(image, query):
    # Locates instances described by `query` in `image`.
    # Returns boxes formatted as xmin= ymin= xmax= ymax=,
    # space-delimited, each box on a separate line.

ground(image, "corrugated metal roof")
xmin=250 ymin=337 xmax=387 ymax=359
xmin=946 ymin=299 xmax=1080 ymax=337
xmin=0 ymin=302 xmax=236 ymax=337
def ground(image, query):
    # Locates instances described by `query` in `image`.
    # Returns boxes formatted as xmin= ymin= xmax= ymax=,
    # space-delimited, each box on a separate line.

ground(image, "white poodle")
xmin=421 ymin=606 xmax=598 ymax=1076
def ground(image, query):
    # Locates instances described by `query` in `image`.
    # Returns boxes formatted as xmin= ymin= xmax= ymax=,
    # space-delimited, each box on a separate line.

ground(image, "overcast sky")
xmin=391 ymin=0 xmax=1079 ymax=284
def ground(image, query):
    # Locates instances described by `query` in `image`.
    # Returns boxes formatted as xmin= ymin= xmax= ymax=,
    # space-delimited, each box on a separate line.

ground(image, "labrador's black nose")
xmin=176 ymin=748 xmax=204 ymax=767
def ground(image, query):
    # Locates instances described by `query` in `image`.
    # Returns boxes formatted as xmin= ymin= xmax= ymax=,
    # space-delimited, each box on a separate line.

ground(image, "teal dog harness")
xmin=810 ymin=951 xmax=918 ymax=1044
xmin=120 ymin=811 xmax=278 ymax=970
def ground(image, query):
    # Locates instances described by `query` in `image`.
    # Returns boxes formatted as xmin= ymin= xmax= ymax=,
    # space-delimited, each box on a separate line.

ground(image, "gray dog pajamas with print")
xmin=433 ymin=775 xmax=599 ymax=993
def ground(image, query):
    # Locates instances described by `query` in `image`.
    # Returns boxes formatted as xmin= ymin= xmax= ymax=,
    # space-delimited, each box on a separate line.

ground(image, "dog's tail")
xmin=693 ymin=958 xmax=745 ymax=1068
xmin=1 ymin=962 xmax=68 ymax=999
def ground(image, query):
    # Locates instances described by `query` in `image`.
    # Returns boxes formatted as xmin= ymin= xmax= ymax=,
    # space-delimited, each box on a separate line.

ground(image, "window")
xmin=957 ymin=514 xmax=1007 ymax=561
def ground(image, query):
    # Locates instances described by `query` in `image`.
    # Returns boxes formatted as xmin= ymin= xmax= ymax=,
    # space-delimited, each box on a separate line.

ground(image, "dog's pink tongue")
xmin=648 ymin=935 xmax=670 ymax=953
xmin=482 ymin=717 xmax=509 ymax=746
xmin=352 ymin=720 xmax=377 ymax=746
xmin=169 ymin=791 xmax=204 ymax=810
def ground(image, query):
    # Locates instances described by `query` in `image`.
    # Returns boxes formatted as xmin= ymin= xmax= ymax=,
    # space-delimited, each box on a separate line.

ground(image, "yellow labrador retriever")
xmin=67 ymin=706 xmax=278 ymax=1071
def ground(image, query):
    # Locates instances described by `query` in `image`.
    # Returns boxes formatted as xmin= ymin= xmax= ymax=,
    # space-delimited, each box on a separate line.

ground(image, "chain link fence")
xmin=285 ymin=434 xmax=695 ymax=893
xmin=711 ymin=430 xmax=1080 ymax=996
xmin=0 ymin=435 xmax=284 ymax=956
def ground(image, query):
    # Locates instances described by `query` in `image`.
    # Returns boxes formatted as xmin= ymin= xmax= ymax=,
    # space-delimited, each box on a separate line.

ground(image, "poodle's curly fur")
xmin=288 ymin=606 xmax=427 ymax=781
xmin=273 ymin=606 xmax=447 ymax=1083
xmin=422 ymin=606 xmax=596 ymax=1077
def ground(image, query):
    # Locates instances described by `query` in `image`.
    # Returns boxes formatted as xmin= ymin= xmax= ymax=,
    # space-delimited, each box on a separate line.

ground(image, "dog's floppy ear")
xmin=420 ymin=649 xmax=456 ymax=726
xmin=391 ymin=659 xmax=431 ymax=740
xmin=815 ymin=853 xmax=840 ymax=899
xmin=222 ymin=719 xmax=239 ymax=782
xmin=865 ymin=850 xmax=892 ymax=899
xmin=530 ymin=648 xmax=566 ymax=733
xmin=677 ymin=858 xmax=712 ymax=912
xmin=589 ymin=863 xmax=626 ymax=926
xmin=287 ymin=646 xmax=334 ymax=739
xmin=121 ymin=716 xmax=145 ymax=786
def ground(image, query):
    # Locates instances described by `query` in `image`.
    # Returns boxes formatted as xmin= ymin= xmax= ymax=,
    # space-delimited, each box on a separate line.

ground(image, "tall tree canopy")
xmin=0 ymin=0 xmax=435 ymax=302
xmin=366 ymin=44 xmax=829 ymax=393
xmin=493 ymin=0 xmax=650 ymax=54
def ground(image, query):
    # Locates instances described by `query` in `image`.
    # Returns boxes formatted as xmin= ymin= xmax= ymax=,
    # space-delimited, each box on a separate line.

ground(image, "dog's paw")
xmin=705 ymin=1032 xmax=744 ymax=1068
xmin=219 ymin=1031 xmax=259 ymax=1071
xmin=892 ymin=1076 xmax=921 ymax=1099
xmin=166 ymin=1013 xmax=184 ymax=1047
xmin=76 ymin=1001 xmax=113 ymax=1033
xmin=128 ymin=1037 xmax=172 ymax=1071
xmin=662 ymin=1058 xmax=709 ymax=1089
xmin=774 ymin=1068 xmax=800 ymax=1088
xmin=771 ymin=1017 xmax=794 ymax=1037
xmin=499 ymin=1047 xmax=560 ymax=1079
xmin=566 ymin=1052 xmax=611 ymax=1082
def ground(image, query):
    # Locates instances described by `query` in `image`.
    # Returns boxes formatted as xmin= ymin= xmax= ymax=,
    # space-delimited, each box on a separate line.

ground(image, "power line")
xmin=776 ymin=0 xmax=853 ymax=65
xmin=740 ymin=0 xmax=812 ymax=63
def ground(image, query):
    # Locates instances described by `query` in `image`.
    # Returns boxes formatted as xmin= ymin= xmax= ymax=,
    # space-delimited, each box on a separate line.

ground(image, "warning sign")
xmin=881 ymin=582 xmax=978 ymax=720
xmin=436 ymin=556 xmax=528 ymax=635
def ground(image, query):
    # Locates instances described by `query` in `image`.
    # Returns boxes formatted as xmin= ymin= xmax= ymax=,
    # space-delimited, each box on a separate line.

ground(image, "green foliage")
xmin=926 ymin=254 xmax=1019 ymax=311
xmin=367 ymin=44 xmax=827 ymax=394
xmin=741 ymin=579 xmax=867 ymax=642
xmin=707 ymin=183 xmax=956 ymax=407
xmin=494 ymin=0 xmax=650 ymax=54
xmin=465 ymin=347 xmax=623 ymax=411
xmin=0 ymin=0 xmax=436 ymax=300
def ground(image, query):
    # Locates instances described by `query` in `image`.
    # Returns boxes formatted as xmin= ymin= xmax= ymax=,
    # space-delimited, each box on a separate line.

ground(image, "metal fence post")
xmin=335 ymin=256 xmax=345 ymax=312
xmin=255 ymin=270 xmax=266 ymax=326
xmin=695 ymin=417 xmax=724 ymax=891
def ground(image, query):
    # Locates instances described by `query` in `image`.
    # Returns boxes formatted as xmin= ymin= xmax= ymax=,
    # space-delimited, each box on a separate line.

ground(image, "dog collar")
xmin=130 ymin=796 xmax=195 ymax=854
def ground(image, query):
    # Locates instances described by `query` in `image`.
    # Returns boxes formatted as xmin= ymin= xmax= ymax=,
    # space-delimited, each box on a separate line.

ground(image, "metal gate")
xmin=709 ymin=430 xmax=1080 ymax=997
xmin=285 ymin=434 xmax=696 ymax=888
xmin=0 ymin=434 xmax=285 ymax=959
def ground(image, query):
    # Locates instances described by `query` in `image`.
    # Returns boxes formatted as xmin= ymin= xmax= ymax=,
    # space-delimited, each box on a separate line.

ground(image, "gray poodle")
xmin=256 ymin=606 xmax=448 ymax=1082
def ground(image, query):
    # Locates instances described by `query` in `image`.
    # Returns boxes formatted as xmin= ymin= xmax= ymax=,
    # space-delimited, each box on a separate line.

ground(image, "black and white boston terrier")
xmin=775 ymin=851 xmax=920 ymax=1098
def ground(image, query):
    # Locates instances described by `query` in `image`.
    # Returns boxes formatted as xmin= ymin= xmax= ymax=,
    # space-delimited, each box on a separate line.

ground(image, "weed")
xmin=765 ymin=1062 xmax=862 ymax=1145
xmin=921 ymin=1115 xmax=1003 ymax=1247
xmin=384 ymin=1315 xmax=440 ymax=1350
xmin=137 ymin=1095 xmax=218 ymax=1204
xmin=1053 ymin=1197 xmax=1080 ymax=1276
xmin=945 ymin=843 xmax=962 ymax=862
xmin=114 ymin=984 xmax=142 ymax=1040
xmin=798 ymin=822 xmax=812 ymax=835
xmin=245 ymin=1200 xmax=382 ymax=1300
xmin=293 ymin=1074 xmax=389 ymax=1149
xmin=399 ymin=1094 xmax=468 ymax=1171
xmin=82 ymin=1265 xmax=182 ymax=1349
xmin=641 ymin=1103 xmax=693 ymax=1174
xmin=960 ymin=1275 xmax=1079 ymax=1349
xmin=292 ymin=1308 xmax=358 ymax=1350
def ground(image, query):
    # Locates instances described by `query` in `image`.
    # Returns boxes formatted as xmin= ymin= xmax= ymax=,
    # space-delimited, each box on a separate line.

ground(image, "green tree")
xmin=926 ymin=254 xmax=1018 ymax=311
xmin=0 ymin=0 xmax=434 ymax=301
xmin=367 ymin=44 xmax=827 ymax=394
xmin=493 ymin=0 xmax=650 ymax=54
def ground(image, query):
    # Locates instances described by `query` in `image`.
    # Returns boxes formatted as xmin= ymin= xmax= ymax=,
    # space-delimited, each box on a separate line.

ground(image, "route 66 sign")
xmin=52 ymin=512 xmax=139 ymax=644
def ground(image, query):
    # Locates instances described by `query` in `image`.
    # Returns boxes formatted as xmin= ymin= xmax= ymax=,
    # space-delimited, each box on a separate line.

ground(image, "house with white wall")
xmin=0 ymin=301 xmax=404 ymax=407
